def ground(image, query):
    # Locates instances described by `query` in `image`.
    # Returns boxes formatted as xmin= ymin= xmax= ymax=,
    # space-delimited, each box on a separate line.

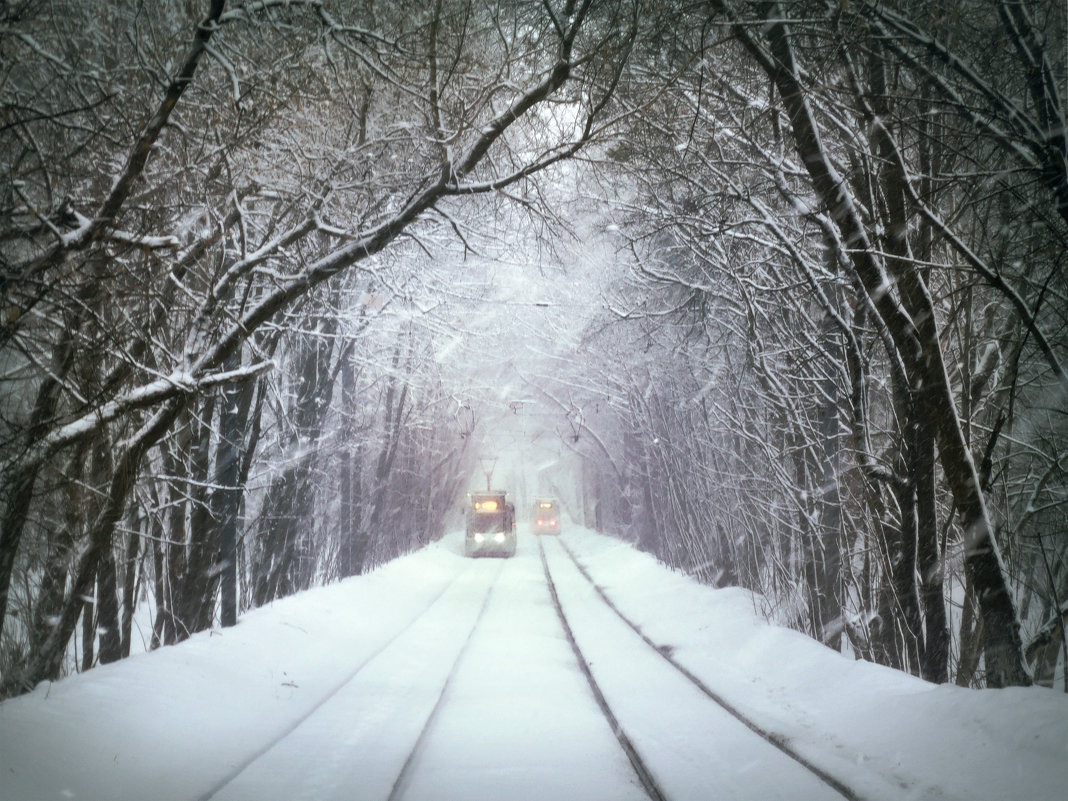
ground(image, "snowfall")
xmin=1 ymin=526 xmax=1065 ymax=801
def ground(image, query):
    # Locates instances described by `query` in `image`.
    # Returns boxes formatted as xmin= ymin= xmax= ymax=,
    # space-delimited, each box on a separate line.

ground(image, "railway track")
xmin=537 ymin=533 xmax=865 ymax=801
xmin=201 ymin=532 xmax=867 ymax=801
xmin=383 ymin=544 xmax=647 ymax=801
xmin=536 ymin=533 xmax=669 ymax=801
xmin=199 ymin=558 xmax=506 ymax=801
xmin=200 ymin=541 xmax=644 ymax=801
xmin=385 ymin=562 xmax=503 ymax=801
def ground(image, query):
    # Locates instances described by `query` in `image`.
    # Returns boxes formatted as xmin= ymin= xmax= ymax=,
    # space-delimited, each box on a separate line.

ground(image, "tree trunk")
xmin=914 ymin=410 xmax=949 ymax=683
xmin=160 ymin=423 xmax=191 ymax=643
xmin=151 ymin=523 xmax=168 ymax=650
xmin=120 ymin=519 xmax=142 ymax=659
xmin=180 ymin=394 xmax=219 ymax=635
xmin=339 ymin=348 xmax=356 ymax=580
xmin=956 ymin=574 xmax=984 ymax=687
xmin=96 ymin=546 xmax=122 ymax=665
xmin=891 ymin=390 xmax=925 ymax=676
xmin=93 ymin=440 xmax=123 ymax=665
xmin=29 ymin=446 xmax=85 ymax=656
xmin=214 ymin=348 xmax=258 ymax=627
xmin=80 ymin=589 xmax=95 ymax=673
xmin=815 ymin=311 xmax=844 ymax=649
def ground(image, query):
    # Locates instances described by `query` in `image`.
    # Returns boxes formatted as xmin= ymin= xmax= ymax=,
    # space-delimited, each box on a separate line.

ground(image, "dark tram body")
xmin=464 ymin=491 xmax=517 ymax=557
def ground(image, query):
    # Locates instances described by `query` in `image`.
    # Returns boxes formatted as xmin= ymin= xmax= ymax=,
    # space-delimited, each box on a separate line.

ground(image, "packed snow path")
xmin=1 ymin=527 xmax=1066 ymax=801
xmin=206 ymin=544 xmax=649 ymax=801
xmin=206 ymin=534 xmax=841 ymax=801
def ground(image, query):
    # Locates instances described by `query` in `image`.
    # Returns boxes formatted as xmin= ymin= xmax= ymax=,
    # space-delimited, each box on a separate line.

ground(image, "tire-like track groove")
xmin=387 ymin=559 xmax=506 ymax=801
xmin=552 ymin=536 xmax=863 ymax=801
xmin=197 ymin=563 xmax=481 ymax=801
xmin=537 ymin=535 xmax=669 ymax=801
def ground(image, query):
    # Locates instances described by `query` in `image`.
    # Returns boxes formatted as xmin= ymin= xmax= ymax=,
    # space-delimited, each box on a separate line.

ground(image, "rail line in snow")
xmin=386 ymin=558 xmax=506 ymax=801
xmin=196 ymin=559 xmax=500 ymax=801
xmin=548 ymin=535 xmax=864 ymax=801
xmin=537 ymin=534 xmax=670 ymax=801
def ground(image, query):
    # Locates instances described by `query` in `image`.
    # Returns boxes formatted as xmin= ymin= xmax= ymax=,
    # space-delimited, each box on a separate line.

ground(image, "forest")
xmin=0 ymin=0 xmax=1065 ymax=698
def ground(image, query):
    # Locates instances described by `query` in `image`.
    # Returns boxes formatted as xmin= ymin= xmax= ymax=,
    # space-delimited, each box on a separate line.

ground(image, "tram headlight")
xmin=474 ymin=533 xmax=484 ymax=544
xmin=494 ymin=532 xmax=506 ymax=543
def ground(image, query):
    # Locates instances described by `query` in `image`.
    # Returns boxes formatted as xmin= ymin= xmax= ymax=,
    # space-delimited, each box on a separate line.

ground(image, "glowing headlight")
xmin=494 ymin=532 xmax=506 ymax=543
xmin=474 ymin=533 xmax=484 ymax=543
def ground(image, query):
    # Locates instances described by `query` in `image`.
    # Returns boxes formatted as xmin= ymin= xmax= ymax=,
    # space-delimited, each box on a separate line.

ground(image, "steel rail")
xmin=386 ymin=559 xmax=507 ymax=801
xmin=551 ymin=535 xmax=863 ymax=801
xmin=196 ymin=561 xmax=484 ymax=801
xmin=537 ymin=534 xmax=670 ymax=801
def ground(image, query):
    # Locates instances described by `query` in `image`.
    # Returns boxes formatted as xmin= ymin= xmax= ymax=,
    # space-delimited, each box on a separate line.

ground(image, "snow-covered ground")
xmin=1 ymin=526 xmax=1065 ymax=801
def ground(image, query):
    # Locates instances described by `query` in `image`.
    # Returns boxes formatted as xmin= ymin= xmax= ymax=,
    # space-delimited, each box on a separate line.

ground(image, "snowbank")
xmin=562 ymin=530 xmax=1068 ymax=801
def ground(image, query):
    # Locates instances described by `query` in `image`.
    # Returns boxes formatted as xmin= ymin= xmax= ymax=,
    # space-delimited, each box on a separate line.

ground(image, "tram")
xmin=532 ymin=497 xmax=562 ymax=534
xmin=464 ymin=491 xmax=517 ymax=557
